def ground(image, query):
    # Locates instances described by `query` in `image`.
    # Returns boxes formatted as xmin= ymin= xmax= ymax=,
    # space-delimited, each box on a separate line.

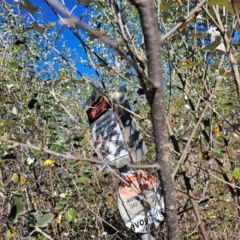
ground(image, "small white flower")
xmin=27 ymin=155 xmax=35 ymax=165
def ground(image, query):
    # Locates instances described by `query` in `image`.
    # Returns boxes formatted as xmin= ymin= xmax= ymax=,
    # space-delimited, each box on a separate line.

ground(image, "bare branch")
xmin=45 ymin=0 xmax=156 ymax=87
xmin=161 ymin=0 xmax=207 ymax=42
xmin=0 ymin=137 xmax=158 ymax=170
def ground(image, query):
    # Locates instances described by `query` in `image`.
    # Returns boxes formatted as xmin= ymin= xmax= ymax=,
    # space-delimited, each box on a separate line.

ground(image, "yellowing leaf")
xmin=160 ymin=0 xmax=175 ymax=11
xmin=31 ymin=199 xmax=36 ymax=204
xmin=21 ymin=178 xmax=27 ymax=185
xmin=43 ymin=159 xmax=55 ymax=167
xmin=56 ymin=212 xmax=63 ymax=225
xmin=2 ymin=132 xmax=8 ymax=138
xmin=214 ymin=126 xmax=221 ymax=137
xmin=178 ymin=60 xmax=203 ymax=67
xmin=179 ymin=62 xmax=188 ymax=66
xmin=64 ymin=192 xmax=72 ymax=197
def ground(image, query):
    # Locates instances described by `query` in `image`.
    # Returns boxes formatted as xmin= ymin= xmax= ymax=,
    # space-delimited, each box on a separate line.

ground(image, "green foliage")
xmin=35 ymin=211 xmax=54 ymax=228
xmin=65 ymin=208 xmax=77 ymax=222
xmin=11 ymin=173 xmax=20 ymax=183
xmin=232 ymin=168 xmax=240 ymax=180
xmin=5 ymin=229 xmax=13 ymax=240
xmin=1 ymin=0 xmax=240 ymax=239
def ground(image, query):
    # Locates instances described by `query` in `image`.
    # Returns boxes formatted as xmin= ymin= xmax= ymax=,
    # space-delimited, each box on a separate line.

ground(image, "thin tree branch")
xmin=161 ymin=0 xmax=207 ymax=42
xmin=211 ymin=5 xmax=240 ymax=99
xmin=0 ymin=137 xmax=158 ymax=170
xmin=45 ymin=0 xmax=156 ymax=87
xmin=172 ymin=70 xmax=227 ymax=178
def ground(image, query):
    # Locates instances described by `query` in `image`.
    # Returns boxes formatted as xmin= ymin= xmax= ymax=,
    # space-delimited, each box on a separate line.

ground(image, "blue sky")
xmin=7 ymin=0 xmax=95 ymax=77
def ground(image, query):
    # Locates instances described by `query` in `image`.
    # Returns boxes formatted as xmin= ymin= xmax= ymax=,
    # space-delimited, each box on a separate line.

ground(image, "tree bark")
xmin=130 ymin=0 xmax=179 ymax=239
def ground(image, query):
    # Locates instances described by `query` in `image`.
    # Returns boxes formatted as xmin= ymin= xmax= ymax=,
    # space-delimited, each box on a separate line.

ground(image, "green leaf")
xmin=11 ymin=173 xmax=20 ymax=183
xmin=47 ymin=22 xmax=56 ymax=28
xmin=18 ymin=0 xmax=39 ymax=15
xmin=36 ymin=211 xmax=54 ymax=228
xmin=232 ymin=168 xmax=240 ymax=180
xmin=13 ymin=194 xmax=23 ymax=205
xmin=23 ymin=236 xmax=36 ymax=240
xmin=9 ymin=62 xmax=22 ymax=69
xmin=85 ymin=188 xmax=95 ymax=196
xmin=31 ymin=149 xmax=43 ymax=155
xmin=213 ymin=148 xmax=222 ymax=154
xmin=16 ymin=202 xmax=26 ymax=215
xmin=5 ymin=229 xmax=13 ymax=240
xmin=65 ymin=208 xmax=77 ymax=222
xmin=33 ymin=22 xmax=45 ymax=35
xmin=55 ymin=201 xmax=65 ymax=210
xmin=77 ymin=176 xmax=87 ymax=185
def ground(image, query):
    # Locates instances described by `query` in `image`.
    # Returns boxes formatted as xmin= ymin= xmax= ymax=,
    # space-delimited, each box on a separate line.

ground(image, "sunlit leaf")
xmin=2 ymin=132 xmax=8 ymax=138
xmin=11 ymin=173 xmax=20 ymax=183
xmin=5 ymin=229 xmax=13 ymax=240
xmin=48 ymin=21 xmax=56 ymax=28
xmin=232 ymin=168 xmax=240 ymax=180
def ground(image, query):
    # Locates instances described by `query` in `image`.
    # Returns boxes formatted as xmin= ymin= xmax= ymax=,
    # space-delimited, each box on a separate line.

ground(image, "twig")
xmin=172 ymin=70 xmax=226 ymax=178
xmin=161 ymin=0 xmax=207 ymax=42
xmin=0 ymin=136 xmax=159 ymax=169
xmin=45 ymin=0 xmax=156 ymax=87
